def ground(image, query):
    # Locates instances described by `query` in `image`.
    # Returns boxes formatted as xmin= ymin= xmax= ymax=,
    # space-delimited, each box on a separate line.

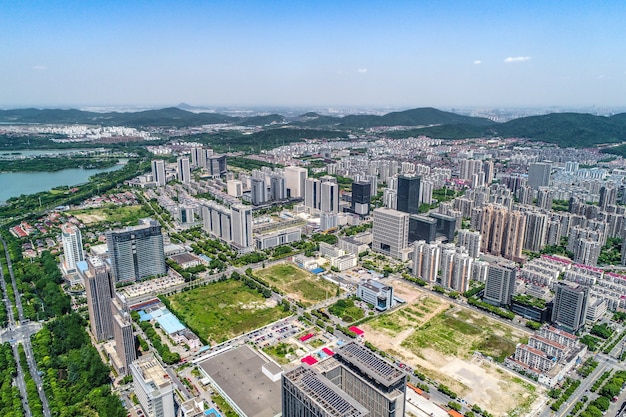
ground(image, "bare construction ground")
xmin=363 ymin=279 xmax=542 ymax=416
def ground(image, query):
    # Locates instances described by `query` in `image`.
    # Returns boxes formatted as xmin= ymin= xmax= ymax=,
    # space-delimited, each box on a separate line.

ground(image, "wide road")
xmin=1 ymin=237 xmax=52 ymax=417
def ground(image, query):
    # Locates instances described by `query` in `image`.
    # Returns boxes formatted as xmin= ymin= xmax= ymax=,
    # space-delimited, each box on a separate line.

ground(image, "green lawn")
xmin=70 ymin=204 xmax=152 ymax=225
xmin=328 ymin=299 xmax=365 ymax=323
xmin=255 ymin=263 xmax=339 ymax=307
xmin=166 ymin=280 xmax=290 ymax=344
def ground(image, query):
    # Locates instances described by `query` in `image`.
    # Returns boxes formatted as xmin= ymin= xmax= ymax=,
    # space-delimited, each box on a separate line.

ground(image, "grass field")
xmin=369 ymin=295 xmax=443 ymax=336
xmin=166 ymin=280 xmax=290 ymax=344
xmin=70 ymin=204 xmax=152 ymax=225
xmin=255 ymin=263 xmax=339 ymax=307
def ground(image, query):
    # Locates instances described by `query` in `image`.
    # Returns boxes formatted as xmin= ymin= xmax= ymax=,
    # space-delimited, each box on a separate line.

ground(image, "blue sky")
xmin=1 ymin=0 xmax=625 ymax=108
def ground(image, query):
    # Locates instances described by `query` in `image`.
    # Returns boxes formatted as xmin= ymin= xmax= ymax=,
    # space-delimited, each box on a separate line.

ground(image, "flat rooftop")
xmin=198 ymin=345 xmax=282 ymax=417
xmin=335 ymin=342 xmax=405 ymax=387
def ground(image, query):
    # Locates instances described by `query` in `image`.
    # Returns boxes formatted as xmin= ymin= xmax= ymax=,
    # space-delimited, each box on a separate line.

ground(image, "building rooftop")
xmin=134 ymin=354 xmax=171 ymax=390
xmin=284 ymin=366 xmax=368 ymax=417
xmin=335 ymin=342 xmax=405 ymax=386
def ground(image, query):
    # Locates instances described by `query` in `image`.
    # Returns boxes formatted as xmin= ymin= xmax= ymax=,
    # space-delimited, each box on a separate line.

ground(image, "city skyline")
xmin=2 ymin=1 xmax=626 ymax=108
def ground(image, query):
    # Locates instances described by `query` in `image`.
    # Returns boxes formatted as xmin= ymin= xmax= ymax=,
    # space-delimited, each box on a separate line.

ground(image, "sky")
xmin=1 ymin=0 xmax=626 ymax=109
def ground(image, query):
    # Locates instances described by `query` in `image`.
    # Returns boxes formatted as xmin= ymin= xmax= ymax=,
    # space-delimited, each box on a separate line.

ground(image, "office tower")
xmin=523 ymin=212 xmax=548 ymax=252
xmin=372 ymin=208 xmax=409 ymax=259
xmin=112 ymin=294 xmax=136 ymax=376
xmin=61 ymin=223 xmax=84 ymax=272
xmin=227 ymin=179 xmax=243 ymax=197
xmin=190 ymin=146 xmax=204 ymax=168
xmin=484 ymin=261 xmax=517 ymax=307
xmin=270 ymin=175 xmax=286 ymax=201
xmin=202 ymin=201 xmax=232 ymax=242
xmin=131 ymin=354 xmax=175 ymax=417
xmin=151 ymin=160 xmax=167 ymax=186
xmin=367 ymin=175 xmax=378 ymax=196
xmin=457 ymin=229 xmax=481 ymax=258
xmin=250 ymin=178 xmax=267 ymax=205
xmin=305 ymin=178 xmax=322 ymax=213
xmin=351 ymin=181 xmax=371 ymax=216
xmin=327 ymin=343 xmax=407 ymax=417
xmin=178 ymin=206 xmax=195 ymax=224
xmin=599 ymin=184 xmax=617 ymax=211
xmin=396 ymin=176 xmax=421 ymax=214
xmin=176 ymin=156 xmax=191 ymax=184
xmin=552 ymin=282 xmax=589 ymax=333
xmin=413 ymin=241 xmax=440 ymax=284
xmin=106 ymin=219 xmax=166 ymax=283
xmin=284 ymin=166 xmax=308 ymax=198
xmin=528 ymin=162 xmax=551 ymax=189
xmin=321 ymin=181 xmax=339 ymax=213
xmin=231 ymin=204 xmax=253 ymax=250
xmin=408 ymin=215 xmax=437 ymax=243
xmin=282 ymin=366 xmax=369 ymax=417
xmin=429 ymin=212 xmax=456 ymax=242
xmin=82 ymin=257 xmax=114 ymax=341
xmin=207 ymin=155 xmax=227 ymax=177
xmin=536 ymin=188 xmax=553 ymax=210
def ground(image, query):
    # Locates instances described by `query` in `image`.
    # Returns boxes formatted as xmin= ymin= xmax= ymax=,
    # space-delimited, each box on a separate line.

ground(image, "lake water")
xmin=0 ymin=162 xmax=126 ymax=205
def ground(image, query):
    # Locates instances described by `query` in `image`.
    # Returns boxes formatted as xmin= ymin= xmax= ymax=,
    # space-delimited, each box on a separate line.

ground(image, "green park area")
xmin=69 ymin=204 xmax=153 ymax=226
xmin=255 ymin=263 xmax=339 ymax=307
xmin=328 ymin=298 xmax=365 ymax=323
xmin=166 ymin=279 xmax=290 ymax=344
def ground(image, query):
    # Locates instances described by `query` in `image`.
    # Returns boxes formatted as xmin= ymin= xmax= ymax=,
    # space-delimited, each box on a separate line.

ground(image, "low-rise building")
xmin=357 ymin=279 xmax=394 ymax=311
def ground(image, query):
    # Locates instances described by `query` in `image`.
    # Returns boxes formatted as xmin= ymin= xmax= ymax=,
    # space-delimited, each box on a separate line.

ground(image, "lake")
xmin=0 ymin=162 xmax=126 ymax=205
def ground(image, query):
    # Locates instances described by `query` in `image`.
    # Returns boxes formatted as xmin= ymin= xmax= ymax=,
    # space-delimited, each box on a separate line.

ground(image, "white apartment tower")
xmin=284 ymin=166 xmax=308 ymax=198
xmin=151 ymin=160 xmax=167 ymax=186
xmin=61 ymin=223 xmax=85 ymax=272
xmin=177 ymin=156 xmax=191 ymax=184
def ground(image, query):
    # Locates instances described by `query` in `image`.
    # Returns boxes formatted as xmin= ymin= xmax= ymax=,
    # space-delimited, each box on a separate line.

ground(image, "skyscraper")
xmin=250 ymin=178 xmax=267 ymax=205
xmin=151 ymin=159 xmax=167 ymax=186
xmin=111 ymin=294 xmax=136 ymax=376
xmin=372 ymin=208 xmax=409 ymax=259
xmin=61 ymin=223 xmax=85 ymax=272
xmin=484 ymin=261 xmax=517 ymax=307
xmin=528 ymin=162 xmax=551 ymax=189
xmin=304 ymin=178 xmax=322 ymax=213
xmin=396 ymin=176 xmax=421 ymax=214
xmin=408 ymin=215 xmax=437 ymax=243
xmin=81 ymin=257 xmax=114 ymax=341
xmin=413 ymin=240 xmax=441 ymax=284
xmin=552 ymin=282 xmax=589 ymax=333
xmin=231 ymin=204 xmax=253 ymax=250
xmin=106 ymin=219 xmax=166 ymax=283
xmin=351 ymin=181 xmax=371 ymax=216
xmin=284 ymin=166 xmax=308 ymax=198
xmin=177 ymin=156 xmax=191 ymax=184
xmin=321 ymin=181 xmax=339 ymax=213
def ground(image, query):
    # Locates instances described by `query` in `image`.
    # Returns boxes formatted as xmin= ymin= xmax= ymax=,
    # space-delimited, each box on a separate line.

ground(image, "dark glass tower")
xmin=351 ymin=181 xmax=371 ymax=215
xmin=397 ymin=176 xmax=421 ymax=214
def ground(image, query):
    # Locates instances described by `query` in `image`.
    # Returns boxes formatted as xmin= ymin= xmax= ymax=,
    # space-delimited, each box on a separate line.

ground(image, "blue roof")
xmin=138 ymin=310 xmax=152 ymax=321
xmin=76 ymin=261 xmax=88 ymax=273
xmin=199 ymin=254 xmax=212 ymax=262
xmin=311 ymin=267 xmax=325 ymax=274
xmin=156 ymin=312 xmax=185 ymax=334
xmin=205 ymin=408 xmax=222 ymax=417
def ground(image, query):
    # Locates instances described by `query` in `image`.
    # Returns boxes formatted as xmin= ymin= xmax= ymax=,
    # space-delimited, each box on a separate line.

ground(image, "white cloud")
xmin=504 ymin=56 xmax=531 ymax=63
xmin=473 ymin=60 xmax=482 ymax=65
xmin=357 ymin=68 xmax=368 ymax=73
xmin=32 ymin=65 xmax=47 ymax=70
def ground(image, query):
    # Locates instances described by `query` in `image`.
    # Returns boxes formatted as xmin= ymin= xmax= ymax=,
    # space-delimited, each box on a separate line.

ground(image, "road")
xmin=1 ymin=237 xmax=52 ymax=417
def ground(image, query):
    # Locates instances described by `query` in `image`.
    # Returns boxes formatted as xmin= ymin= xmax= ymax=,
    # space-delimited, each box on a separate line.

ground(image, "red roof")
xmin=322 ymin=347 xmax=335 ymax=356
xmin=449 ymin=410 xmax=463 ymax=417
xmin=301 ymin=355 xmax=318 ymax=365
xmin=300 ymin=333 xmax=314 ymax=342
xmin=349 ymin=326 xmax=364 ymax=335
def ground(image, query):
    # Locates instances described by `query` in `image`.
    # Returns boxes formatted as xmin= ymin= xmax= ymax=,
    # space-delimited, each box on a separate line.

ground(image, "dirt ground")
xmin=73 ymin=212 xmax=107 ymax=224
xmin=364 ymin=278 xmax=539 ymax=416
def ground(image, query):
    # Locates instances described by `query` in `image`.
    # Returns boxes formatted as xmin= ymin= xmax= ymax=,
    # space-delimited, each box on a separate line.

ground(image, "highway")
xmin=0 ymin=237 xmax=52 ymax=417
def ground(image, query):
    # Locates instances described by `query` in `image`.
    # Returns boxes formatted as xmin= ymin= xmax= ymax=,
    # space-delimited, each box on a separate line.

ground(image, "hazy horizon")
xmin=2 ymin=1 xmax=625 ymax=109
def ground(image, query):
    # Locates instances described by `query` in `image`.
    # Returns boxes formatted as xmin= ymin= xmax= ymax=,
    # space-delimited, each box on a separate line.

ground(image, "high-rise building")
xmin=396 ymin=176 xmax=421 ymax=214
xmin=408 ymin=215 xmax=437 ymax=243
xmin=599 ymin=184 xmax=617 ymax=211
xmin=61 ymin=223 xmax=85 ymax=272
xmin=479 ymin=205 xmax=526 ymax=260
xmin=226 ymin=179 xmax=243 ymax=197
xmin=231 ymin=204 xmax=253 ymax=250
xmin=207 ymin=155 xmax=227 ymax=177
xmin=321 ymin=181 xmax=339 ymax=213
xmin=282 ymin=366 xmax=369 ymax=417
xmin=131 ymin=354 xmax=175 ymax=417
xmin=528 ymin=162 xmax=552 ymax=189
xmin=81 ymin=257 xmax=114 ymax=341
xmin=320 ymin=211 xmax=338 ymax=232
xmin=106 ymin=219 xmax=166 ymax=283
xmin=552 ymin=282 xmax=589 ymax=333
xmin=484 ymin=261 xmax=517 ymax=307
xmin=457 ymin=229 xmax=481 ymax=258
xmin=284 ymin=166 xmax=308 ymax=198
xmin=372 ymin=208 xmax=409 ymax=259
xmin=429 ymin=212 xmax=456 ymax=242
xmin=151 ymin=160 xmax=167 ymax=186
xmin=536 ymin=188 xmax=553 ymax=210
xmin=304 ymin=178 xmax=322 ymax=213
xmin=523 ymin=212 xmax=548 ymax=252
xmin=413 ymin=240 xmax=441 ymax=284
xmin=351 ymin=181 xmax=371 ymax=216
xmin=111 ymin=294 xmax=136 ymax=376
xmin=270 ymin=175 xmax=286 ymax=201
xmin=250 ymin=178 xmax=267 ymax=205
xmin=177 ymin=156 xmax=191 ymax=184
